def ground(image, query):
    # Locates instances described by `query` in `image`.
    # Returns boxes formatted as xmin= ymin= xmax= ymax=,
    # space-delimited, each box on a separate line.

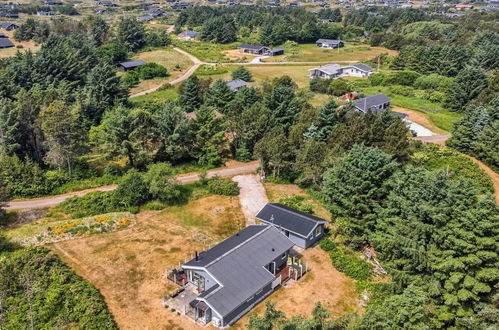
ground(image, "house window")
xmin=315 ymin=226 xmax=321 ymax=237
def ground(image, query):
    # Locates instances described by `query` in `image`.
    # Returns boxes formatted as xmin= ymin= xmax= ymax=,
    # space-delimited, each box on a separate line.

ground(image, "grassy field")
xmin=173 ymin=38 xmax=236 ymax=63
xmin=359 ymin=86 xmax=462 ymax=132
xmin=130 ymin=47 xmax=193 ymax=94
xmin=265 ymin=43 xmax=397 ymax=63
xmin=47 ymin=193 xmax=245 ymax=330
xmin=129 ymin=85 xmax=179 ymax=105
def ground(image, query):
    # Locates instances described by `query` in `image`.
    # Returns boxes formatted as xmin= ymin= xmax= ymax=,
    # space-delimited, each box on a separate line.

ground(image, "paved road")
xmin=129 ymin=48 xmax=203 ymax=98
xmin=5 ymin=161 xmax=259 ymax=211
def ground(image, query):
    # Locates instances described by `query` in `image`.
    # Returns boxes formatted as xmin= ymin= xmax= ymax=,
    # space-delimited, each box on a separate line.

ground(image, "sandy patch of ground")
xmin=393 ymin=106 xmax=448 ymax=135
xmin=222 ymin=49 xmax=256 ymax=63
xmin=232 ymin=174 xmax=268 ymax=225
xmin=232 ymin=246 xmax=360 ymax=329
xmin=50 ymin=195 xmax=245 ymax=330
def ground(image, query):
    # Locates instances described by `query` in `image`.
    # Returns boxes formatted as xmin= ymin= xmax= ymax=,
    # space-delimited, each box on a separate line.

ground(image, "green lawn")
xmin=172 ymin=38 xmax=237 ymax=63
xmin=129 ymin=86 xmax=179 ymax=106
xmin=358 ymin=86 xmax=462 ymax=132
xmin=265 ymin=43 xmax=398 ymax=63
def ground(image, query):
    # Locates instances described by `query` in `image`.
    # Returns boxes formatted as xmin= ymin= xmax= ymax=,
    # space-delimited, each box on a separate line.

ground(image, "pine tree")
xmin=154 ymin=102 xmax=192 ymax=162
xmin=191 ymin=106 xmax=227 ymax=167
xmin=316 ymin=99 xmax=338 ymax=141
xmin=231 ymin=66 xmax=253 ymax=82
xmin=178 ymin=76 xmax=203 ymax=112
xmin=85 ymin=63 xmax=127 ymax=124
xmin=40 ymin=100 xmax=85 ymax=173
xmin=204 ymin=79 xmax=234 ymax=110
xmin=321 ymin=145 xmax=398 ymax=243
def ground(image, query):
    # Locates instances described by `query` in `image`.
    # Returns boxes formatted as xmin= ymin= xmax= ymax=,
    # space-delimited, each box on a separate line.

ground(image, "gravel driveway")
xmin=232 ymin=174 xmax=268 ymax=226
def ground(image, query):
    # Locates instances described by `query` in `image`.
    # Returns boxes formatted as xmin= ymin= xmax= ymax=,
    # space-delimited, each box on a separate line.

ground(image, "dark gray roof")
xmin=256 ymin=203 xmax=327 ymax=238
xmin=0 ymin=22 xmax=18 ymax=29
xmin=226 ymin=79 xmax=248 ymax=91
xmin=119 ymin=60 xmax=146 ymax=69
xmin=184 ymin=225 xmax=267 ymax=267
xmin=353 ymin=94 xmax=391 ymax=113
xmin=238 ymin=43 xmax=265 ymax=51
xmin=0 ymin=38 xmax=14 ymax=48
xmin=352 ymin=63 xmax=373 ymax=72
xmin=183 ymin=225 xmax=294 ymax=317
xmin=0 ymin=33 xmax=6 ymax=38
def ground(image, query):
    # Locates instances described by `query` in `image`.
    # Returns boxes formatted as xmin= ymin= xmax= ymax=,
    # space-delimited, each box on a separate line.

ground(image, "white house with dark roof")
xmin=316 ymin=38 xmax=344 ymax=49
xmin=256 ymin=203 xmax=328 ymax=249
xmin=237 ymin=44 xmax=284 ymax=56
xmin=309 ymin=63 xmax=373 ymax=79
xmin=178 ymin=30 xmax=199 ymax=41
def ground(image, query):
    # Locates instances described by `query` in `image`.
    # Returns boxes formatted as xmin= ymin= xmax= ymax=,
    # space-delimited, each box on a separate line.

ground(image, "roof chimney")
xmin=195 ymin=251 xmax=199 ymax=262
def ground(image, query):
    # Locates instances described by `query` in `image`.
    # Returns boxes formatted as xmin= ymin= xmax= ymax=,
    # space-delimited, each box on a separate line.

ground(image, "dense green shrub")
xmin=410 ymin=144 xmax=494 ymax=194
xmin=329 ymin=79 xmax=352 ymax=96
xmin=59 ymin=191 xmax=120 ymax=218
xmin=320 ymin=238 xmax=335 ymax=251
xmin=113 ymin=170 xmax=150 ymax=208
xmin=388 ymin=85 xmax=415 ymax=97
xmin=413 ymin=73 xmax=452 ymax=91
xmin=279 ymin=195 xmax=314 ymax=214
xmin=310 ymin=78 xmax=331 ymax=94
xmin=207 ymin=176 xmax=240 ymax=196
xmin=122 ymin=63 xmax=169 ymax=87
xmin=0 ymin=246 xmax=117 ymax=329
xmin=369 ymin=71 xmax=421 ymax=86
xmin=320 ymin=238 xmax=373 ymax=281
xmin=143 ymin=163 xmax=184 ymax=203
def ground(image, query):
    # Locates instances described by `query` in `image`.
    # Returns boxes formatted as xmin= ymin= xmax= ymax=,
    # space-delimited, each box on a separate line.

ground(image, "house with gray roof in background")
xmin=316 ymin=38 xmax=344 ymax=49
xmin=309 ymin=63 xmax=373 ymax=79
xmin=177 ymin=225 xmax=296 ymax=327
xmin=178 ymin=30 xmax=199 ymax=41
xmin=256 ymin=203 xmax=328 ymax=249
xmin=0 ymin=22 xmax=19 ymax=30
xmin=353 ymin=94 xmax=391 ymax=114
xmin=226 ymin=79 xmax=248 ymax=92
xmin=237 ymin=44 xmax=284 ymax=56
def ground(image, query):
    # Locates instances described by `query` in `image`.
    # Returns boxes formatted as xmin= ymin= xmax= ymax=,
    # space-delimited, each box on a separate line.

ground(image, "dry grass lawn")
xmin=131 ymin=48 xmax=194 ymax=94
xmin=0 ymin=30 xmax=41 ymax=58
xmin=50 ymin=195 xmax=245 ymax=330
xmin=264 ymin=182 xmax=331 ymax=220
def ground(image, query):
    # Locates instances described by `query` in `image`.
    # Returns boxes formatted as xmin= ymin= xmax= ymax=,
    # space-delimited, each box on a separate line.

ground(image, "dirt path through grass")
xmin=129 ymin=47 xmax=204 ymax=98
xmin=232 ymin=174 xmax=268 ymax=225
xmin=6 ymin=161 xmax=259 ymax=211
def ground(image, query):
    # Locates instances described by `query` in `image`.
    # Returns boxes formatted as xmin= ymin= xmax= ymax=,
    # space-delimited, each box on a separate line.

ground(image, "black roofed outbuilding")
xmin=256 ymin=203 xmax=328 ymax=249
xmin=118 ymin=60 xmax=146 ymax=71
